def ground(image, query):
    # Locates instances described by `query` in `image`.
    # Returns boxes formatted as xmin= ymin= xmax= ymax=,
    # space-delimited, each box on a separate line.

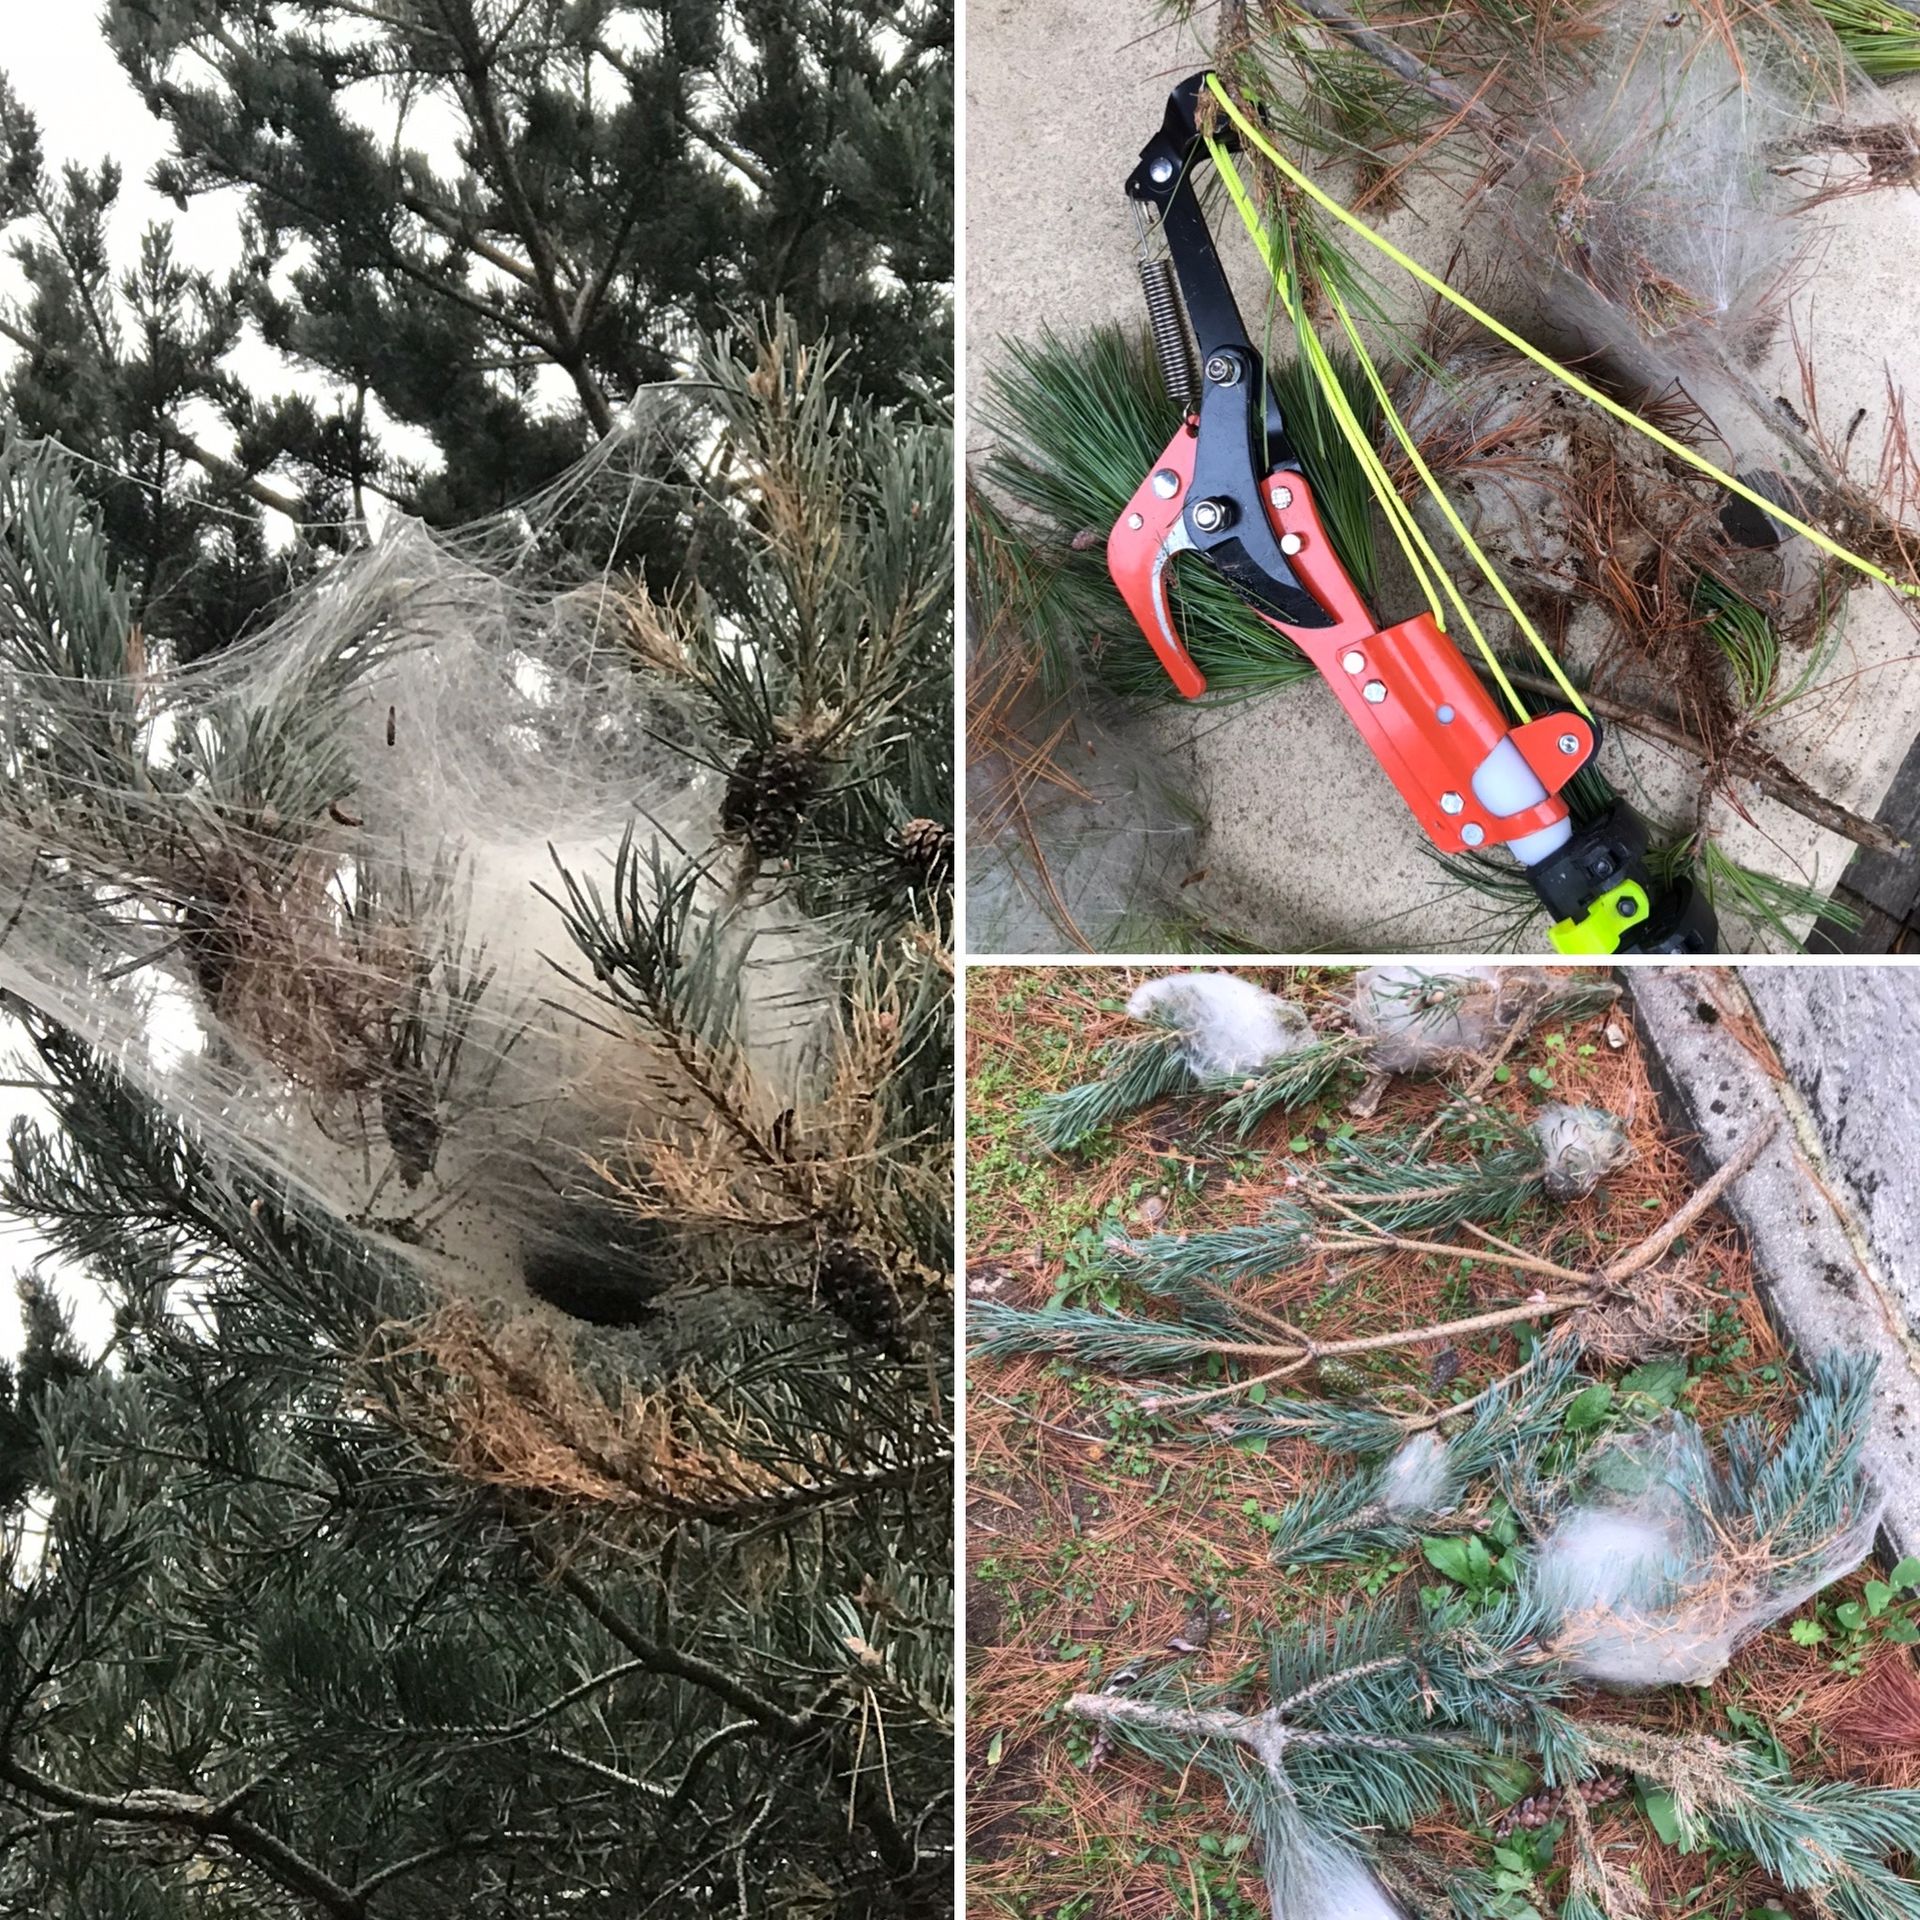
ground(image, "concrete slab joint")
xmin=1627 ymin=965 xmax=1920 ymax=1561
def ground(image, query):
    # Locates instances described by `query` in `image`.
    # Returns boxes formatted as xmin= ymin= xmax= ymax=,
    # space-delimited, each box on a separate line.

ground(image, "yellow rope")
xmin=1324 ymin=274 xmax=1588 ymax=720
xmin=1205 ymin=73 xmax=1918 ymax=600
xmin=1209 ymin=134 xmax=1574 ymax=722
xmin=1208 ymin=147 xmax=1450 ymax=625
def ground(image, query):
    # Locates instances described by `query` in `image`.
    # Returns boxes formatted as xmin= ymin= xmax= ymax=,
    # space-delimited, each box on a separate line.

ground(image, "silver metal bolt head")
xmin=1270 ymin=485 xmax=1293 ymax=510
xmin=1203 ymin=354 xmax=1238 ymax=386
xmin=1151 ymin=469 xmax=1181 ymax=499
xmin=1440 ymin=792 xmax=1464 ymax=815
xmin=1150 ymin=157 xmax=1174 ymax=184
xmin=1340 ymin=649 xmax=1366 ymax=675
xmin=1558 ymin=732 xmax=1581 ymax=755
xmin=1279 ymin=532 xmax=1303 ymax=556
xmin=1126 ymin=512 xmax=1143 ymax=530
xmin=1190 ymin=499 xmax=1225 ymax=533
xmin=1362 ymin=680 xmax=1388 ymax=705
xmin=1461 ymin=823 xmax=1486 ymax=846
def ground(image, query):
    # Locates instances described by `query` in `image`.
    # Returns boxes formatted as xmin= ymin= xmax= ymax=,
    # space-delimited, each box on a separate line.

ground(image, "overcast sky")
xmin=1 ymin=15 xmax=253 ymax=310
xmin=0 ymin=15 xmax=273 ymax=1363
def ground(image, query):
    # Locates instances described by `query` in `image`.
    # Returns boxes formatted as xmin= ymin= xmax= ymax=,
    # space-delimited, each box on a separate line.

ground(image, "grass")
xmin=965 ymin=966 xmax=1918 ymax=1918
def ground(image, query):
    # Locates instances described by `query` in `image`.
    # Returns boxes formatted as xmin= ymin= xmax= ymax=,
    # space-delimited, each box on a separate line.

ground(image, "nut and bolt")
xmin=1362 ymin=680 xmax=1388 ymax=705
xmin=1190 ymin=499 xmax=1227 ymax=533
xmin=1126 ymin=512 xmax=1143 ymax=529
xmin=1204 ymin=353 xmax=1239 ymax=386
xmin=1440 ymin=792 xmax=1464 ymax=815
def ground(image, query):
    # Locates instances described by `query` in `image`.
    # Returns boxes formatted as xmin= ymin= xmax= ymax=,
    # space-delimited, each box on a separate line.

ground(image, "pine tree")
xmin=0 ymin=295 xmax=953 ymax=1918
xmin=0 ymin=0 xmax=952 ymax=656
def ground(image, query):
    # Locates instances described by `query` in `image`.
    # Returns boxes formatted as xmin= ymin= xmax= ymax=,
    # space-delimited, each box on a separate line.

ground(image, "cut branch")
xmin=1502 ymin=670 xmax=1906 ymax=855
xmin=1059 ymin=1121 xmax=1779 ymax=1408
xmin=1601 ymin=1113 xmax=1776 ymax=1282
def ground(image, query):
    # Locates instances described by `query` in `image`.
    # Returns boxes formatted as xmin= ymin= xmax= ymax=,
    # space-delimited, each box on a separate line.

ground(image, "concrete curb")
xmin=1626 ymin=965 xmax=1920 ymax=1559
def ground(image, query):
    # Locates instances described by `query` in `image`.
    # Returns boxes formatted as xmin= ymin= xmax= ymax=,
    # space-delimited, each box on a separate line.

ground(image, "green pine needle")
xmin=1695 ymin=575 xmax=1780 ymax=713
xmin=1023 ymin=1030 xmax=1196 ymax=1152
xmin=981 ymin=325 xmax=1378 ymax=702
xmin=967 ymin=1301 xmax=1240 ymax=1374
xmin=1809 ymin=0 xmax=1920 ymax=76
xmin=1108 ymin=1201 xmax=1317 ymax=1295
xmin=1206 ymin=1034 xmax=1372 ymax=1139
xmin=1306 ymin=1132 xmax=1548 ymax=1234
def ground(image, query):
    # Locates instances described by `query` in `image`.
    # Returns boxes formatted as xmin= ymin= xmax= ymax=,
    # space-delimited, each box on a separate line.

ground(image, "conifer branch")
xmin=433 ymin=0 xmax=616 ymax=436
xmin=529 ymin=1559 xmax=806 ymax=1739
xmin=980 ymin=1124 xmax=1776 ymax=1405
xmin=1025 ymin=1031 xmax=1197 ymax=1151
xmin=0 ymin=1759 xmax=365 ymax=1920
xmin=1602 ymin=1115 xmax=1776 ymax=1281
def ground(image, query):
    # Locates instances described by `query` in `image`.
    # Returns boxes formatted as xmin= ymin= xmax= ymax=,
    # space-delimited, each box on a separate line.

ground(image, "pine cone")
xmin=816 ymin=1238 xmax=913 ymax=1360
xmin=891 ymin=816 xmax=954 ymax=896
xmin=1492 ymin=1773 xmax=1630 ymax=1837
xmin=721 ymin=739 xmax=821 ymax=859
xmin=1431 ymin=1347 xmax=1465 ymax=1392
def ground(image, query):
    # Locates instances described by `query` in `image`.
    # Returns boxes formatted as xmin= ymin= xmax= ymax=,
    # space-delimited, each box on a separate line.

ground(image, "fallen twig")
xmin=1131 ymin=1120 xmax=1777 ymax=1412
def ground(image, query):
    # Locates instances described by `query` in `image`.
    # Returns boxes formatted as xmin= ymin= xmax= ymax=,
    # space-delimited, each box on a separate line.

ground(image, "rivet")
xmin=1440 ymin=792 xmax=1464 ymax=815
xmin=1558 ymin=732 xmax=1581 ymax=755
xmin=1150 ymin=157 xmax=1174 ymax=184
xmin=1436 ymin=704 xmax=1455 ymax=724
xmin=1270 ymin=485 xmax=1293 ymax=510
xmin=1279 ymin=532 xmax=1303 ymax=556
xmin=1126 ymin=512 xmax=1143 ymax=529
xmin=1461 ymin=823 xmax=1486 ymax=846
xmin=1363 ymin=680 xmax=1388 ymax=705
xmin=1340 ymin=649 xmax=1366 ymax=675
xmin=1151 ymin=469 xmax=1181 ymax=499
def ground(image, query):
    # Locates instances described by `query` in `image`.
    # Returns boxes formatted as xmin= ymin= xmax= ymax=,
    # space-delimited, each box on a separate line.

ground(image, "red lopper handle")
xmin=1106 ymin=428 xmax=1592 ymax=854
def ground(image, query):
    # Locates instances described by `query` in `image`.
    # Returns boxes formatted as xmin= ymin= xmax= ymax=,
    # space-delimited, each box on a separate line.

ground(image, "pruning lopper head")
xmin=1107 ymin=75 xmax=1715 ymax=955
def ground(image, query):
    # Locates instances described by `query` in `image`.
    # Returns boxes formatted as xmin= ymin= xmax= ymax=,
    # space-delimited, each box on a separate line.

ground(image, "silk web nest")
xmin=0 ymin=404 xmax=825 ymax=1324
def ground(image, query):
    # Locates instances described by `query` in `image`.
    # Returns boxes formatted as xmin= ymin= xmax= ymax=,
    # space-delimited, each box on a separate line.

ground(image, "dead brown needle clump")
xmin=393 ymin=1300 xmax=786 ymax=1517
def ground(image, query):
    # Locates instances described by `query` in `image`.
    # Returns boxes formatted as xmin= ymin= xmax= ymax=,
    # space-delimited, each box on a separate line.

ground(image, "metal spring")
xmin=1139 ymin=255 xmax=1195 ymax=410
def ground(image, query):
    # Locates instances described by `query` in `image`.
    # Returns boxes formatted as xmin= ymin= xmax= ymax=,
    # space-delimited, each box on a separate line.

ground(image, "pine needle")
xmin=1023 ymin=1030 xmax=1197 ymax=1152
xmin=1206 ymin=1034 xmax=1372 ymax=1139
xmin=981 ymin=326 xmax=1377 ymax=701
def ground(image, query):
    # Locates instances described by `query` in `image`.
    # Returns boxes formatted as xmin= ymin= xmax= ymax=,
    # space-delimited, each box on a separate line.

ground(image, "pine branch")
xmin=0 ymin=1758 xmax=364 ymax=1920
xmin=1106 ymin=1203 xmax=1316 ymax=1297
xmin=1024 ymin=1031 xmax=1197 ymax=1151
xmin=1261 ymin=1349 xmax=1582 ymax=1560
xmin=1206 ymin=1034 xmax=1371 ymax=1138
xmin=1602 ymin=1115 xmax=1776 ymax=1282
xmin=536 ymin=1556 xmax=921 ymax=1880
